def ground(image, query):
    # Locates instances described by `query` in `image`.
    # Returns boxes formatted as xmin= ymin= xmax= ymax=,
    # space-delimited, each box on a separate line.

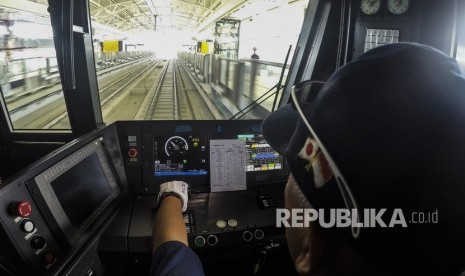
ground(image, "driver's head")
xmin=263 ymin=43 xmax=465 ymax=275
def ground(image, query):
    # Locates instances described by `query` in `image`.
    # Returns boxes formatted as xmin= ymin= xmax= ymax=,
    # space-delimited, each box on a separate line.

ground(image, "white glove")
xmin=156 ymin=181 xmax=188 ymax=212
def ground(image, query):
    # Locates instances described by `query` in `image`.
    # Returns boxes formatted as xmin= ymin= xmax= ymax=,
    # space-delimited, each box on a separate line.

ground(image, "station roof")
xmin=88 ymin=0 xmax=240 ymax=32
xmin=2 ymin=0 xmax=306 ymax=36
xmin=2 ymin=0 xmax=260 ymax=33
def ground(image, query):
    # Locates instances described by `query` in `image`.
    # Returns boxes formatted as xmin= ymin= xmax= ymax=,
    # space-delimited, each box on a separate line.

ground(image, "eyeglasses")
xmin=291 ymin=81 xmax=362 ymax=239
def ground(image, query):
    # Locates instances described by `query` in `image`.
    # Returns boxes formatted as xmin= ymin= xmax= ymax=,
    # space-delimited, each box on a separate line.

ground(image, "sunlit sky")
xmin=128 ymin=30 xmax=192 ymax=58
xmin=123 ymin=2 xmax=306 ymax=60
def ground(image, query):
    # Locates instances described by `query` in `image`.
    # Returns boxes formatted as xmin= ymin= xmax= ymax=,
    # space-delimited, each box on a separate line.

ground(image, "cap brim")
xmin=262 ymin=104 xmax=300 ymax=155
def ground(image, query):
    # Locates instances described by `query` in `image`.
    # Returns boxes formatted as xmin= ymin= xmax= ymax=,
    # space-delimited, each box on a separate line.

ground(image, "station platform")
xmin=178 ymin=52 xmax=290 ymax=120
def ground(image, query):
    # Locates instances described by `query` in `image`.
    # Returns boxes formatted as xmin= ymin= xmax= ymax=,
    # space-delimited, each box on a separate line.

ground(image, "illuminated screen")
xmin=50 ymin=153 xmax=112 ymax=228
xmin=154 ymin=135 xmax=208 ymax=176
xmin=238 ymin=134 xmax=283 ymax=172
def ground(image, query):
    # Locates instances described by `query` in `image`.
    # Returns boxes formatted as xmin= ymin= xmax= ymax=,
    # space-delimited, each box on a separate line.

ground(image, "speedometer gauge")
xmin=387 ymin=0 xmax=410 ymax=15
xmin=360 ymin=0 xmax=381 ymax=15
xmin=165 ymin=136 xmax=188 ymax=156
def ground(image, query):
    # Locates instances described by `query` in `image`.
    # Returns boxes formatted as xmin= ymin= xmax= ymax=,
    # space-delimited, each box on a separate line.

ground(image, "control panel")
xmin=100 ymin=121 xmax=289 ymax=267
xmin=352 ymin=0 xmax=421 ymax=58
xmin=0 ymin=120 xmax=288 ymax=275
xmin=0 ymin=126 xmax=125 ymax=276
xmin=2 ymin=192 xmax=64 ymax=274
xmin=185 ymin=191 xmax=285 ymax=254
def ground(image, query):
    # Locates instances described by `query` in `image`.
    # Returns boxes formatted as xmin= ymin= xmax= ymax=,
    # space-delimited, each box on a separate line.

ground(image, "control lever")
xmin=255 ymin=188 xmax=277 ymax=209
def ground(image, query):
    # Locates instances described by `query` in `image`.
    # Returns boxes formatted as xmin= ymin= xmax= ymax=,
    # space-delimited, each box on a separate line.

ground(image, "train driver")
xmin=262 ymin=42 xmax=465 ymax=275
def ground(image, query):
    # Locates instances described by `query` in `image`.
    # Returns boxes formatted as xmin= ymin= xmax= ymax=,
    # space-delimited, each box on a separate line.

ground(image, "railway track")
xmin=144 ymin=59 xmax=216 ymax=120
xmin=175 ymin=59 xmax=217 ymax=120
xmin=7 ymin=57 xmax=221 ymax=129
xmin=99 ymin=60 xmax=156 ymax=102
xmin=44 ymin=59 xmax=163 ymax=129
xmin=8 ymin=88 xmax=62 ymax=115
xmin=6 ymin=56 xmax=155 ymax=117
xmin=145 ymin=59 xmax=194 ymax=120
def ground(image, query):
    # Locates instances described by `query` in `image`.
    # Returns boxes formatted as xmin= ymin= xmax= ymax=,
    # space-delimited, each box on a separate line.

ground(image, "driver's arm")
xmin=152 ymin=195 xmax=188 ymax=252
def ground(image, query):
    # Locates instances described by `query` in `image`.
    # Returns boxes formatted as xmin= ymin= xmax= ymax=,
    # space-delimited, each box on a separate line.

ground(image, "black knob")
xmin=31 ymin=235 xmax=46 ymax=250
xmin=254 ymin=229 xmax=265 ymax=240
xmin=243 ymin=230 xmax=253 ymax=241
xmin=194 ymin=236 xmax=206 ymax=247
xmin=207 ymin=235 xmax=218 ymax=246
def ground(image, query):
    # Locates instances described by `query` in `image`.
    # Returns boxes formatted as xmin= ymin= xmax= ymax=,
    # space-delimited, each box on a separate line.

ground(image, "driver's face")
xmin=284 ymin=175 xmax=327 ymax=275
xmin=284 ymin=175 xmax=311 ymax=274
xmin=284 ymin=139 xmax=335 ymax=274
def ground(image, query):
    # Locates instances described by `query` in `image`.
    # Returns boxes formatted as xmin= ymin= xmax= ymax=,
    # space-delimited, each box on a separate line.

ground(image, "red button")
xmin=128 ymin=148 xmax=138 ymax=158
xmin=17 ymin=201 xmax=32 ymax=218
xmin=42 ymin=251 xmax=55 ymax=264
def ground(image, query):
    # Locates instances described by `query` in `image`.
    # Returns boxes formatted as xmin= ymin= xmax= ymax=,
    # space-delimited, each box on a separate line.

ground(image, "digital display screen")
xmin=238 ymin=134 xmax=283 ymax=172
xmin=143 ymin=121 xmax=289 ymax=192
xmin=50 ymin=153 xmax=112 ymax=228
xmin=154 ymin=135 xmax=208 ymax=177
xmin=32 ymin=139 xmax=119 ymax=247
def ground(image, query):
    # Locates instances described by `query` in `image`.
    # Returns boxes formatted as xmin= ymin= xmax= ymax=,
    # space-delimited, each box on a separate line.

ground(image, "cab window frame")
xmin=0 ymin=0 xmax=103 ymax=145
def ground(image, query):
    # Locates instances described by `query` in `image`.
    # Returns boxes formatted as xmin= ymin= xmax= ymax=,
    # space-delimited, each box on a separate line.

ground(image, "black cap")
xmin=262 ymin=43 xmax=465 ymax=274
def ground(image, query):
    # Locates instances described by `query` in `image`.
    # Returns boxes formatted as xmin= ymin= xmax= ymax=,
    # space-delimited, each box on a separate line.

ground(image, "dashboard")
xmin=0 ymin=120 xmax=289 ymax=276
xmin=120 ymin=120 xmax=288 ymax=194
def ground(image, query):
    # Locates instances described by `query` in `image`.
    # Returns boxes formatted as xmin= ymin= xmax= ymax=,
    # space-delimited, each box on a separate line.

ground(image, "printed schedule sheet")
xmin=209 ymin=139 xmax=246 ymax=192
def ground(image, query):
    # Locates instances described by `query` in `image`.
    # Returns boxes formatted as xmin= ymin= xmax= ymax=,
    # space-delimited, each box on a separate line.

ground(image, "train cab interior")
xmin=0 ymin=0 xmax=464 ymax=275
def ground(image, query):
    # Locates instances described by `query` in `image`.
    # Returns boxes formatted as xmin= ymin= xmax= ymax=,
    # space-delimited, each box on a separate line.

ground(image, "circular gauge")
xmin=387 ymin=0 xmax=410 ymax=15
xmin=165 ymin=136 xmax=188 ymax=156
xmin=360 ymin=0 xmax=381 ymax=15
